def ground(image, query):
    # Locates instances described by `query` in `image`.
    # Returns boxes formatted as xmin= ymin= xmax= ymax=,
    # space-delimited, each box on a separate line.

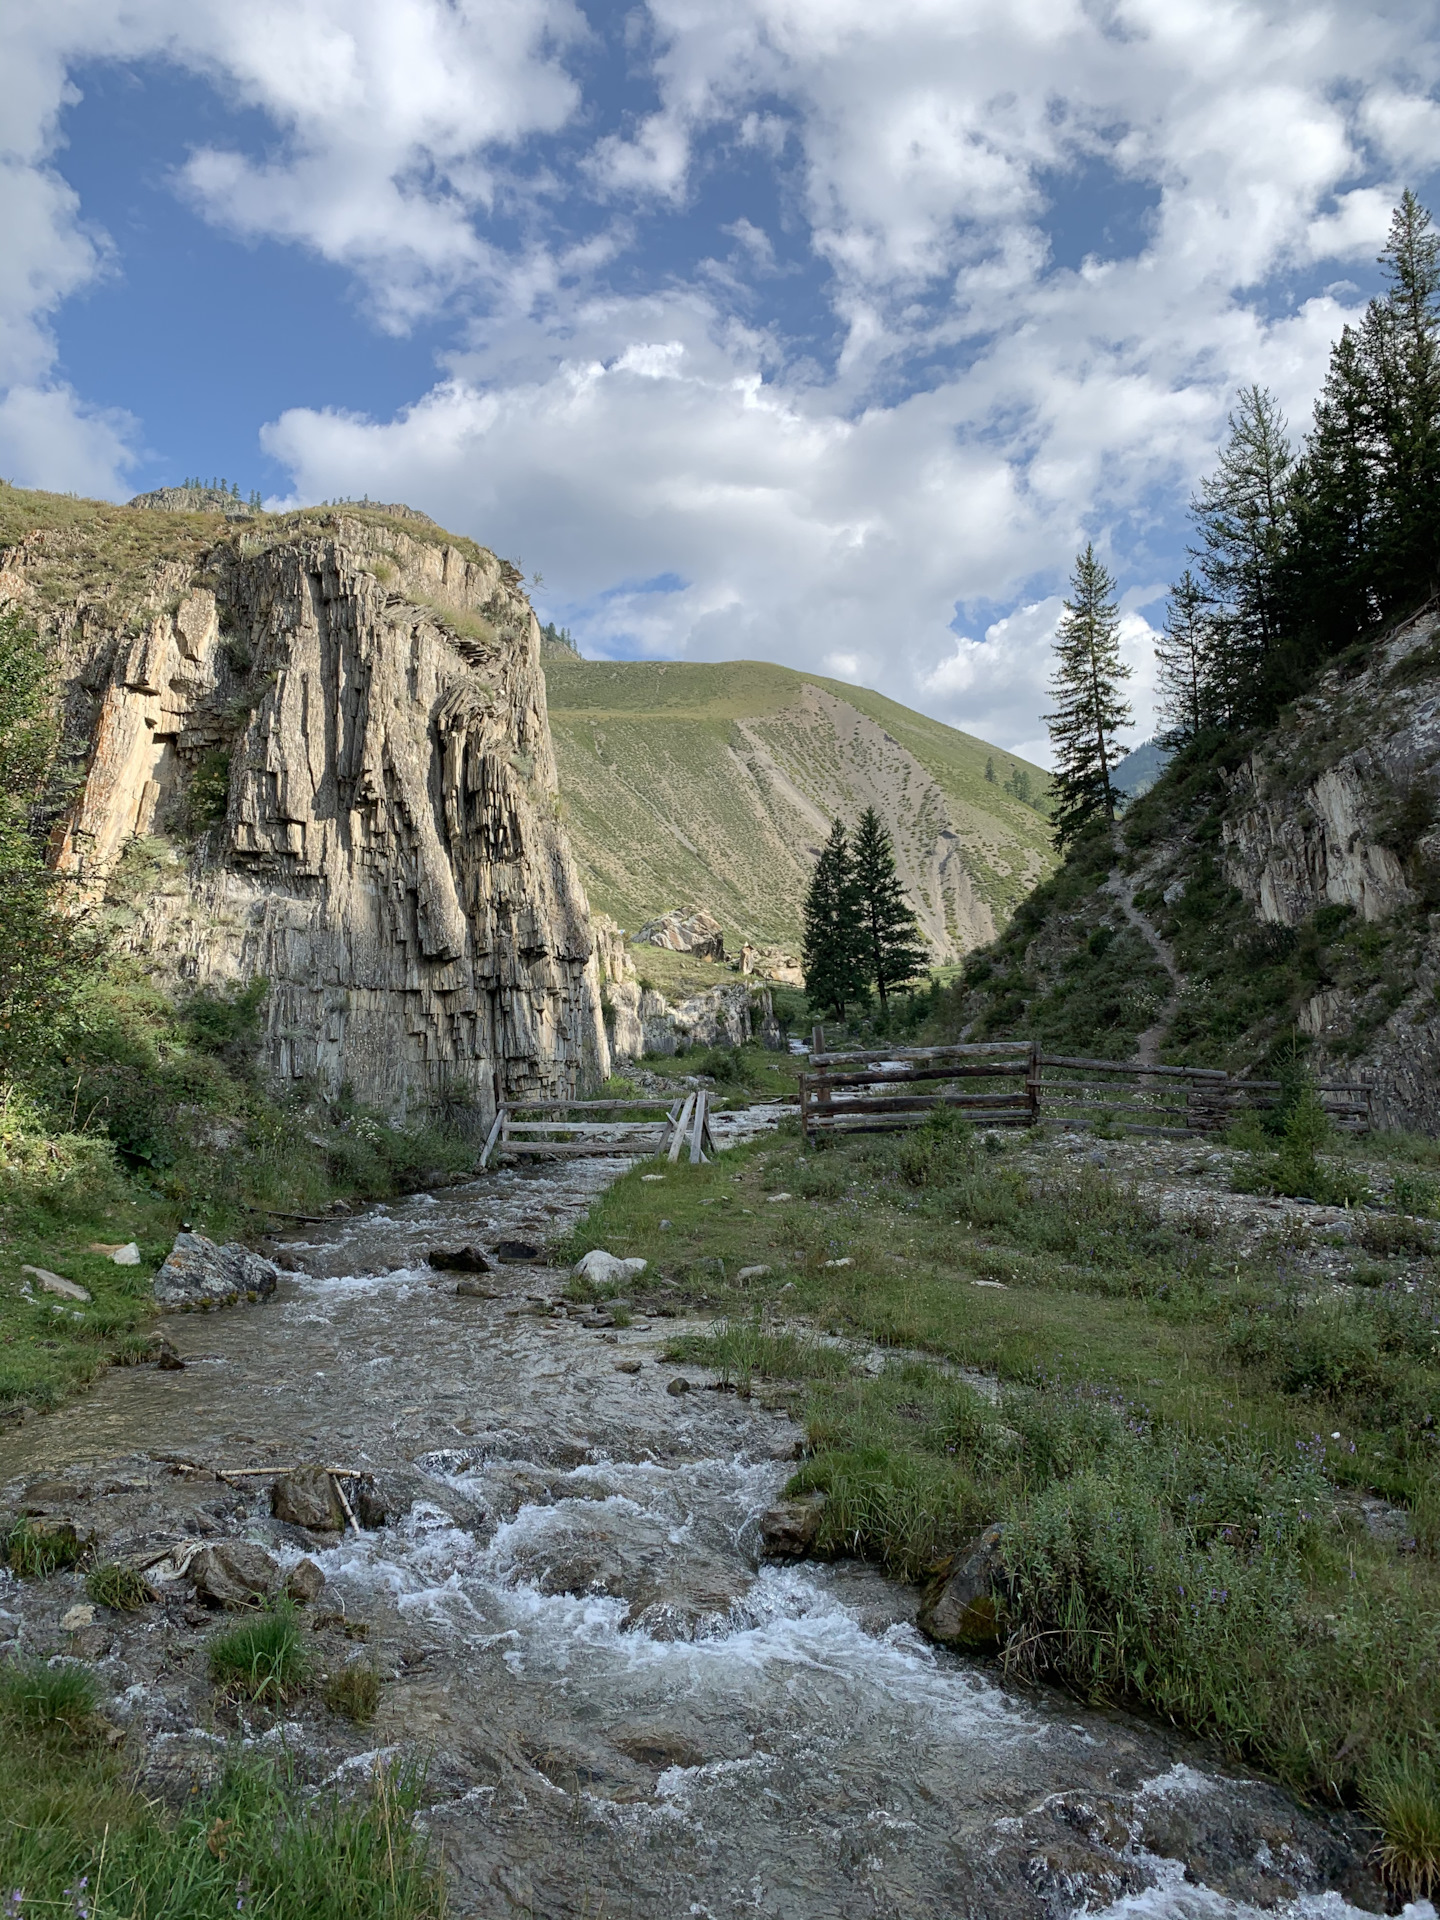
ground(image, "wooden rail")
xmin=799 ymin=1027 xmax=1372 ymax=1144
xmin=479 ymin=1091 xmax=719 ymax=1167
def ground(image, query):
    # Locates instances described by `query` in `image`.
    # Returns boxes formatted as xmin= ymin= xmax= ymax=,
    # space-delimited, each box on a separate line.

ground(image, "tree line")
xmin=802 ymin=807 xmax=929 ymax=1020
xmin=1044 ymin=190 xmax=1440 ymax=844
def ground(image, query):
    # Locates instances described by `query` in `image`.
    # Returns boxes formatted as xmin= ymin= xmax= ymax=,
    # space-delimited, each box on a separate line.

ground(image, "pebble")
xmin=767 ymin=1193 xmax=792 ymax=1203
xmin=666 ymin=1377 xmax=691 ymax=1396
xmin=614 ymin=1360 xmax=643 ymax=1374
xmin=21 ymin=1264 xmax=91 ymax=1303
xmin=822 ymin=1257 xmax=853 ymax=1268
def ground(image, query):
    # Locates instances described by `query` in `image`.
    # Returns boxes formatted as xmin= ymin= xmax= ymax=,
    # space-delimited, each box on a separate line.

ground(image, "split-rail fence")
xmin=799 ymin=1027 xmax=1372 ymax=1146
xmin=478 ymin=1091 xmax=719 ymax=1168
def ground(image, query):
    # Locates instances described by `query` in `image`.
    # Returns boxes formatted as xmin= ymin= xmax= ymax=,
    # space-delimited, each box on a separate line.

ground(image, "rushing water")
xmin=1 ymin=1134 xmax=1430 ymax=1920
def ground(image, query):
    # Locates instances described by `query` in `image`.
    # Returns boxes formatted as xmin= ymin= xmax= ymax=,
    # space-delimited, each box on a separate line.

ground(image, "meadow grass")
xmin=208 ymin=1604 xmax=308 ymax=1705
xmin=555 ymin=1113 xmax=1440 ymax=1893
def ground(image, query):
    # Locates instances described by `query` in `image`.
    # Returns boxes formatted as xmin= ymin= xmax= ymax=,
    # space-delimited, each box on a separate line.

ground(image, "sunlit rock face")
xmin=17 ymin=501 xmax=609 ymax=1120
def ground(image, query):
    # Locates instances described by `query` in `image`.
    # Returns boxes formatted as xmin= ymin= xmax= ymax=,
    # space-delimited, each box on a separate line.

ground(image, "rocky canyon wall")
xmin=0 ymin=497 xmax=610 ymax=1121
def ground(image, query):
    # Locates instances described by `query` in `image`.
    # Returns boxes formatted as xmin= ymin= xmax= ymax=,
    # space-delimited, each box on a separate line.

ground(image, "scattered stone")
xmin=666 ymin=1377 xmax=691 ymax=1396
xmin=189 ymin=1540 xmax=281 ymax=1608
xmin=284 ymin=1557 xmax=327 ymax=1605
xmin=272 ymin=1250 xmax=309 ymax=1274
xmin=736 ymin=1265 xmax=771 ymax=1282
xmin=20 ymin=1264 xmax=91 ymax=1303
xmin=614 ymin=1359 xmax=643 ymax=1375
xmin=270 ymin=1468 xmax=346 ymax=1532
xmin=658 ymin=1219 xmax=673 ymax=1231
xmin=767 ymin=1192 xmax=791 ymax=1203
xmin=428 ymin=1245 xmax=497 ymax=1272
xmin=918 ymin=1524 xmax=1006 ymax=1651
xmin=152 ymin=1233 xmax=278 ymax=1309
xmin=640 ymin=1174 xmax=666 ymax=1182
xmin=111 ymin=1242 xmax=141 ymax=1266
xmin=759 ymin=1492 xmax=826 ymax=1558
xmin=61 ymin=1603 xmax=96 ymax=1630
xmin=353 ymin=1476 xmax=391 ymax=1529
xmin=149 ymin=1335 xmax=186 ymax=1370
xmin=574 ymin=1250 xmax=648 ymax=1285
xmin=495 ymin=1240 xmax=542 ymax=1263
xmin=614 ymin=1727 xmax=706 ymax=1771
xmin=822 ymin=1257 xmax=853 ymax=1268
xmin=971 ymin=1279 xmax=1006 ymax=1289
xmin=455 ymin=1278 xmax=497 ymax=1299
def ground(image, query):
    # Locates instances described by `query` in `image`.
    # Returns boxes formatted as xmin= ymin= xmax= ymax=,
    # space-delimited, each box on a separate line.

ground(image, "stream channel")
xmin=1 ymin=1113 xmax=1432 ymax=1920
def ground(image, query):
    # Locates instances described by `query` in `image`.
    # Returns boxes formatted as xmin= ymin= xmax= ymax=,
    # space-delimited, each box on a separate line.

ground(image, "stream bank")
xmin=0 ymin=1137 xmax=1423 ymax=1919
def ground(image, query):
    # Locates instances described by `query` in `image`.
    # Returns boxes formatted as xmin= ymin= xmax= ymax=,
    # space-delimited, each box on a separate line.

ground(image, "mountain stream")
xmin=0 ymin=1118 xmax=1429 ymax=1920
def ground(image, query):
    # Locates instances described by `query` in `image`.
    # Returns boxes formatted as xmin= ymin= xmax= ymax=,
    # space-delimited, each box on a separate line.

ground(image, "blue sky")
xmin=2 ymin=0 xmax=1439 ymax=762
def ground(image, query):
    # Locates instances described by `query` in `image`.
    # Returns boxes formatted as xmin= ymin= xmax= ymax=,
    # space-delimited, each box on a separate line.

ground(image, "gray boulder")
xmin=917 ymin=1524 xmax=1007 ymax=1651
xmin=284 ymin=1557 xmax=327 ymax=1605
xmin=152 ymin=1233 xmax=278 ymax=1308
xmin=271 ymin=1468 xmax=346 ymax=1532
xmin=759 ymin=1492 xmax=826 ymax=1559
xmin=189 ymin=1541 xmax=281 ymax=1608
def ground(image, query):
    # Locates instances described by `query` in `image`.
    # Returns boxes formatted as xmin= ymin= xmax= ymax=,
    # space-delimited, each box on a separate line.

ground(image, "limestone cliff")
xmin=0 ymin=489 xmax=609 ymax=1120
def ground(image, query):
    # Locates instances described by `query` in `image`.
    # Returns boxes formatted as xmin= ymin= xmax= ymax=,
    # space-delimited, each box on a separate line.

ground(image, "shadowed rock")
xmin=152 ymin=1233 xmax=278 ymax=1309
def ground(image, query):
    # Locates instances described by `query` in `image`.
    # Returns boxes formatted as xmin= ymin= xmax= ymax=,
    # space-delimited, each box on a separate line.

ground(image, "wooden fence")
xmin=799 ymin=1027 xmax=1372 ymax=1145
xmin=479 ymin=1091 xmax=719 ymax=1168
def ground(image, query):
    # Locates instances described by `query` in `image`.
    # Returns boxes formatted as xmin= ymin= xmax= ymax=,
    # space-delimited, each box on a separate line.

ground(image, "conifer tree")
xmin=802 ymin=820 xmax=866 ymax=1020
xmin=1155 ymin=569 xmax=1220 ymax=742
xmin=1044 ymin=544 xmax=1132 ymax=845
xmin=851 ymin=807 xmax=928 ymax=1010
xmin=1364 ymin=189 xmax=1440 ymax=610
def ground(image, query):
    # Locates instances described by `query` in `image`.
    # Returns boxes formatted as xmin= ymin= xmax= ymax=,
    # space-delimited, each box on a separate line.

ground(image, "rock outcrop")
xmin=606 ymin=979 xmax=782 ymax=1062
xmin=2 ymin=495 xmax=609 ymax=1120
xmin=636 ymin=907 xmax=726 ymax=960
xmin=151 ymin=1233 xmax=279 ymax=1308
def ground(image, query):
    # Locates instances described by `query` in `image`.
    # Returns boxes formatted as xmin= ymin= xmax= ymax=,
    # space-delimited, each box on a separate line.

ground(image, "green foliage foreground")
xmin=557 ymin=1111 xmax=1440 ymax=1898
xmin=0 ymin=1673 xmax=443 ymax=1920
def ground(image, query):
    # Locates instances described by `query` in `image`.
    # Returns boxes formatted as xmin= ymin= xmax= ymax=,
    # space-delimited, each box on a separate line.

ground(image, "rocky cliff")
xmin=0 ymin=487 xmax=609 ymax=1121
xmin=953 ymin=603 xmax=1440 ymax=1133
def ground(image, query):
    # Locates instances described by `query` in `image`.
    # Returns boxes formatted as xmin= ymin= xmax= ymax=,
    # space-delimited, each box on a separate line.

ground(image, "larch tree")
xmin=1155 ymin=569 xmax=1219 ymax=743
xmin=802 ymin=820 xmax=867 ymax=1021
xmin=1044 ymin=544 xmax=1133 ymax=846
xmin=851 ymin=807 xmax=928 ymax=1011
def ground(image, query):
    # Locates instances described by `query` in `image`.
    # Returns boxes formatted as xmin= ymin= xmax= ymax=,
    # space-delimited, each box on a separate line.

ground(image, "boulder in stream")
xmin=271 ymin=1467 xmax=346 ymax=1532
xmin=189 ymin=1541 xmax=281 ymax=1608
xmin=759 ymin=1492 xmax=826 ymax=1558
xmin=284 ymin=1557 xmax=327 ymax=1605
xmin=428 ymin=1245 xmax=497 ymax=1272
xmin=917 ymin=1524 xmax=1006 ymax=1651
xmin=152 ymin=1233 xmax=278 ymax=1309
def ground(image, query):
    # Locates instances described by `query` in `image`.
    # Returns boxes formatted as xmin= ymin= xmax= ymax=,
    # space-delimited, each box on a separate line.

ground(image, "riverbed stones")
xmin=151 ymin=1232 xmax=279 ymax=1309
xmin=574 ymin=1250 xmax=647 ymax=1285
xmin=270 ymin=1467 xmax=346 ymax=1532
xmin=455 ymin=1278 xmax=497 ymax=1298
xmin=284 ymin=1557 xmax=327 ymax=1604
xmin=189 ymin=1541 xmax=281 ymax=1607
xmin=918 ymin=1524 xmax=1006 ymax=1650
xmin=429 ymin=1245 xmax=497 ymax=1272
xmin=21 ymin=1264 xmax=91 ymax=1303
xmin=759 ymin=1492 xmax=826 ymax=1558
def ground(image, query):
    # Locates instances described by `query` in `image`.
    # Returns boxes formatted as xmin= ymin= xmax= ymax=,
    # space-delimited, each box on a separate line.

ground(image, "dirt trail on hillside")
xmin=1106 ymin=833 xmax=1185 ymax=1065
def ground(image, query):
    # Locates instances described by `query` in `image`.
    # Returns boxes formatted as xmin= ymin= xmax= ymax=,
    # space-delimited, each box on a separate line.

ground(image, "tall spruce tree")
xmin=851 ymin=807 xmax=928 ymax=1010
xmin=1365 ymin=189 xmax=1440 ymax=611
xmin=1155 ymin=569 xmax=1220 ymax=743
xmin=802 ymin=820 xmax=867 ymax=1020
xmin=1188 ymin=384 xmax=1295 ymax=722
xmin=1044 ymin=544 xmax=1132 ymax=845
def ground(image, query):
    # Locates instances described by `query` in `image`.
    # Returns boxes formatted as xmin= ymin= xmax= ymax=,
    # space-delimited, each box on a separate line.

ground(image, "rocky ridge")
xmin=0 ymin=489 xmax=609 ymax=1121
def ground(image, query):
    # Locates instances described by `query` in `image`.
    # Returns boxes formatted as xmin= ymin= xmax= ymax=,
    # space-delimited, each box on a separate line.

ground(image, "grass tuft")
xmin=5 ymin=1519 xmax=84 ymax=1577
xmin=208 ymin=1604 xmax=307 ymax=1704
xmin=86 ymin=1562 xmax=154 ymax=1611
xmin=1365 ymin=1749 xmax=1440 ymax=1900
xmin=324 ymin=1664 xmax=382 ymax=1723
xmin=0 ymin=1657 xmax=99 ymax=1734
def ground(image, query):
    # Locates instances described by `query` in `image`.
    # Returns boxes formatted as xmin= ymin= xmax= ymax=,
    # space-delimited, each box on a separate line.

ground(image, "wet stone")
xmin=270 ymin=1467 xmax=346 ymax=1532
xmin=189 ymin=1540 xmax=281 ymax=1608
xmin=759 ymin=1492 xmax=826 ymax=1559
xmin=284 ymin=1556 xmax=327 ymax=1605
xmin=429 ymin=1245 xmax=497 ymax=1273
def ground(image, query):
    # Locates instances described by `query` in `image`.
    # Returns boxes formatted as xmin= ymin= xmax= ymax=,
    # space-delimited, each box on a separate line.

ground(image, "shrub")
xmin=208 ymin=1605 xmax=307 ymax=1704
xmin=1365 ymin=1748 xmax=1440 ymax=1901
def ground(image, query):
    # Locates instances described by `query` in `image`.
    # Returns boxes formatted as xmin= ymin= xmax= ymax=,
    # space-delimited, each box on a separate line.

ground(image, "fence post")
xmin=810 ymin=1025 xmax=832 ymax=1146
xmin=1026 ymin=1043 xmax=1040 ymax=1126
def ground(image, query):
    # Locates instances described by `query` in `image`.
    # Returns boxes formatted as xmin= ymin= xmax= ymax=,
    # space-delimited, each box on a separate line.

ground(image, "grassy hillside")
xmin=542 ymin=650 xmax=1054 ymax=960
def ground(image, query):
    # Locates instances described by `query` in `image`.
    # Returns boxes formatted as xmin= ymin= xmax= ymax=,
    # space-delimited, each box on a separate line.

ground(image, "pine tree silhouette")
xmin=851 ymin=808 xmax=928 ymax=1010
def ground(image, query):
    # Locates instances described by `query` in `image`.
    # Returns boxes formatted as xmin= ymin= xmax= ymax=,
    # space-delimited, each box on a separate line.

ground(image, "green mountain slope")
xmin=541 ymin=649 xmax=1055 ymax=960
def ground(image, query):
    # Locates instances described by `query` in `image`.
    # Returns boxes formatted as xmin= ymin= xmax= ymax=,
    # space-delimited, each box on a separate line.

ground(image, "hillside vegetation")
xmin=542 ymin=649 xmax=1053 ymax=961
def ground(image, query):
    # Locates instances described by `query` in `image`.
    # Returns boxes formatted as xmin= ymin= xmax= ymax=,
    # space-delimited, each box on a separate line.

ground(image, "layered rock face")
xmin=9 ymin=500 xmax=608 ymax=1119
xmin=1219 ymin=606 xmax=1440 ymax=1129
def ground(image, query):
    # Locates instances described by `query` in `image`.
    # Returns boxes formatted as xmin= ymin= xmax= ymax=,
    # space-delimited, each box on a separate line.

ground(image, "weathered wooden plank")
xmin=504 ymin=1140 xmax=665 ymax=1157
xmin=810 ymin=1107 xmax=1035 ymax=1130
xmin=689 ymin=1089 xmax=708 ymax=1166
xmin=507 ymin=1098 xmax=677 ymax=1112
xmin=1038 ymin=1054 xmax=1227 ymax=1079
xmin=808 ymin=1062 xmax=1030 ymax=1090
xmin=477 ymin=1105 xmax=507 ymax=1170
xmin=805 ymin=1091 xmax=1037 ymax=1115
xmin=811 ymin=1041 xmax=1034 ymax=1067
xmin=668 ymin=1093 xmax=696 ymax=1164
